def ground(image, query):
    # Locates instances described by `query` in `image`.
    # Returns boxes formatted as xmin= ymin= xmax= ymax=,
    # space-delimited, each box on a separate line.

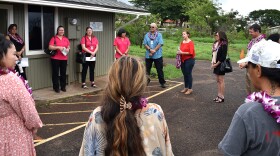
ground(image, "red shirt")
xmin=113 ymin=37 xmax=131 ymax=59
xmin=180 ymin=41 xmax=195 ymax=62
xmin=49 ymin=36 xmax=70 ymax=60
xmin=80 ymin=36 xmax=98 ymax=55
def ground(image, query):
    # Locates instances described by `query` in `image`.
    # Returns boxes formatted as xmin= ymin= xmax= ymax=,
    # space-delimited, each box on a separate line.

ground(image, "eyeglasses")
xmin=150 ymin=27 xmax=155 ymax=28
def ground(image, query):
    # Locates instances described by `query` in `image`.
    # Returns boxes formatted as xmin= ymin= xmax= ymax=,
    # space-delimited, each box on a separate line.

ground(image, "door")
xmin=0 ymin=9 xmax=8 ymax=34
xmin=0 ymin=4 xmax=13 ymax=35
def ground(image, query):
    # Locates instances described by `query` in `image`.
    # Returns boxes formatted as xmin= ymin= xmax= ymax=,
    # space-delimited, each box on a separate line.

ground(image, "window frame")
xmin=0 ymin=4 xmax=14 ymax=28
xmin=25 ymin=4 xmax=58 ymax=55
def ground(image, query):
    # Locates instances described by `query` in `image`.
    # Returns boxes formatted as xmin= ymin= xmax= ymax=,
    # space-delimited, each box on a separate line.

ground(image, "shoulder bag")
xmin=220 ymin=54 xmax=233 ymax=73
xmin=44 ymin=36 xmax=57 ymax=56
xmin=76 ymin=36 xmax=86 ymax=64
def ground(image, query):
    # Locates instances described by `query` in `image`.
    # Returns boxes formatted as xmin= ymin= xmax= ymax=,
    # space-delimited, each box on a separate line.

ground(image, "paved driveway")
xmin=35 ymin=60 xmax=246 ymax=156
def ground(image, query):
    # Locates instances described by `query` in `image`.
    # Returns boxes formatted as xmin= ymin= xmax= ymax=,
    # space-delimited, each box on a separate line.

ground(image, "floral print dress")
xmin=0 ymin=72 xmax=43 ymax=156
xmin=79 ymin=103 xmax=174 ymax=156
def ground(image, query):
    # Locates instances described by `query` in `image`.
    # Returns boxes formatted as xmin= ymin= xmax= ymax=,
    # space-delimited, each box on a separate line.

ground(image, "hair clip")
xmin=120 ymin=95 xmax=132 ymax=112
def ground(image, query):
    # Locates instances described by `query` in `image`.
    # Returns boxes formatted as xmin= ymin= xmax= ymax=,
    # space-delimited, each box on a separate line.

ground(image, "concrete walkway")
xmin=33 ymin=75 xmax=108 ymax=102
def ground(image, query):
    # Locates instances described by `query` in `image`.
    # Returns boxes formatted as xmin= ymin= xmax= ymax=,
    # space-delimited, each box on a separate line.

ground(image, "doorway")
xmin=0 ymin=4 xmax=13 ymax=35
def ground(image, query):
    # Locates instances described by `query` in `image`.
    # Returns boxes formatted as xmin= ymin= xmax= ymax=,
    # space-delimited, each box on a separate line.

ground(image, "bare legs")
xmin=216 ymin=75 xmax=225 ymax=99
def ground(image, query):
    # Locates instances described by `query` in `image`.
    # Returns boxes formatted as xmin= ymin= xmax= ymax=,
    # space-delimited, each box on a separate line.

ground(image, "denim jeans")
xmin=181 ymin=58 xmax=195 ymax=89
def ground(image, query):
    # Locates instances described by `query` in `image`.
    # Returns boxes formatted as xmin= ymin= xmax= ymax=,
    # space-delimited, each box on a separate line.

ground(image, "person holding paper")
xmin=6 ymin=24 xmax=27 ymax=80
xmin=48 ymin=26 xmax=70 ymax=93
xmin=80 ymin=26 xmax=99 ymax=89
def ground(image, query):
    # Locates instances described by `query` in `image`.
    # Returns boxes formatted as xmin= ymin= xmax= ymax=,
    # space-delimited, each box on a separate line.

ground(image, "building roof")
xmin=4 ymin=0 xmax=150 ymax=15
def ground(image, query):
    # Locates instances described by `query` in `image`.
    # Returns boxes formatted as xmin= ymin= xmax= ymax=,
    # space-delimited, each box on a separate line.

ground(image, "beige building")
xmin=0 ymin=0 xmax=149 ymax=90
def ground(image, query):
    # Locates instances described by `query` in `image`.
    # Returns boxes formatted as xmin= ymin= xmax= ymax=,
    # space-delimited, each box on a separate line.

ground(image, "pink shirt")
xmin=49 ymin=36 xmax=70 ymax=60
xmin=81 ymin=36 xmax=98 ymax=54
xmin=113 ymin=37 xmax=131 ymax=59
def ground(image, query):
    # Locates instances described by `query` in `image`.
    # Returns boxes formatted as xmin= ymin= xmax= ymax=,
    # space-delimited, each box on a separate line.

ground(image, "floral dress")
xmin=79 ymin=103 xmax=174 ymax=156
xmin=0 ymin=72 xmax=42 ymax=156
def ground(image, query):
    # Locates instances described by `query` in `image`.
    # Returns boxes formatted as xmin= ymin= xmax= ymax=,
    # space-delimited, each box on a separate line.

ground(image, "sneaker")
xmin=160 ymin=84 xmax=166 ymax=88
xmin=91 ymin=83 xmax=97 ymax=88
xmin=82 ymin=84 xmax=88 ymax=89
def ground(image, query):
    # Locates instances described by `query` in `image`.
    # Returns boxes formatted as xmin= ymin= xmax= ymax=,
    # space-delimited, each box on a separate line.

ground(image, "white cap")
xmin=237 ymin=40 xmax=280 ymax=68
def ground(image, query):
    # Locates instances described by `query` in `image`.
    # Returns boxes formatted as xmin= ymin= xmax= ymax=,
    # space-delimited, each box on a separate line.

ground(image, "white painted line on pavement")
xmin=39 ymin=110 xmax=92 ymax=115
xmin=50 ymin=102 xmax=99 ymax=105
xmin=44 ymin=122 xmax=87 ymax=126
xmin=34 ymin=124 xmax=87 ymax=147
xmin=35 ymin=81 xmax=183 ymax=146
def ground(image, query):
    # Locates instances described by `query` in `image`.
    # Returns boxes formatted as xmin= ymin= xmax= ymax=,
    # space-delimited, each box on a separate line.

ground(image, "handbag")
xmin=76 ymin=52 xmax=86 ymax=64
xmin=220 ymin=57 xmax=233 ymax=73
xmin=44 ymin=36 xmax=57 ymax=56
xmin=176 ymin=54 xmax=181 ymax=69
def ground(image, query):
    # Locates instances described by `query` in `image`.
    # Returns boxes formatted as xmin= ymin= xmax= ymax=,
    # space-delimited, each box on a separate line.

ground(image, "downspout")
xmin=115 ymin=15 xmax=140 ymax=31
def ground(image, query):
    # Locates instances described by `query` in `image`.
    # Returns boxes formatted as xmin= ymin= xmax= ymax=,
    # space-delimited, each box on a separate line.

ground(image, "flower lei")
xmin=148 ymin=31 xmax=158 ymax=40
xmin=246 ymin=91 xmax=280 ymax=123
xmin=247 ymin=34 xmax=265 ymax=50
xmin=0 ymin=67 xmax=32 ymax=95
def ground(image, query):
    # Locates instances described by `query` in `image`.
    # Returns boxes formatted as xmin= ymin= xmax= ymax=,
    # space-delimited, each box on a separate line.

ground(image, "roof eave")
xmin=3 ymin=0 xmax=150 ymax=16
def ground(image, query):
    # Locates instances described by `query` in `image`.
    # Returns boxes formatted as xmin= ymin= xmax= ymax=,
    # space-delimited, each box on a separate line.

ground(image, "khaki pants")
xmin=246 ymin=69 xmax=258 ymax=94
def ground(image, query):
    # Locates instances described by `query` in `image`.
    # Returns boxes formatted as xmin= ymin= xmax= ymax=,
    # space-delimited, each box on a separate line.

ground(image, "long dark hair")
xmin=218 ymin=31 xmax=228 ymax=48
xmin=0 ymin=34 xmax=14 ymax=66
xmin=101 ymin=56 xmax=146 ymax=156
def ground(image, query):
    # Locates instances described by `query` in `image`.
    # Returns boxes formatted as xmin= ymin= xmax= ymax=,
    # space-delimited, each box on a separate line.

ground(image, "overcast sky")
xmin=119 ymin=0 xmax=280 ymax=16
xmin=219 ymin=0 xmax=280 ymax=16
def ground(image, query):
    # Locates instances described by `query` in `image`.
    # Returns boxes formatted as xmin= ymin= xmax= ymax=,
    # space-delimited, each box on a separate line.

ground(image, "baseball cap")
xmin=237 ymin=40 xmax=280 ymax=68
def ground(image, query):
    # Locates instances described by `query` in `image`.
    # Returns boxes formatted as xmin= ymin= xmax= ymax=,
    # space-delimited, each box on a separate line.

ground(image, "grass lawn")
xmin=130 ymin=37 xmax=248 ymax=62
xmin=130 ymin=37 xmax=248 ymax=79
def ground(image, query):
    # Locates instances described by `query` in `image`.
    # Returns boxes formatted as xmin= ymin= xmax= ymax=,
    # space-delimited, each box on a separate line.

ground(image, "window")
xmin=26 ymin=5 xmax=55 ymax=53
xmin=28 ymin=5 xmax=54 ymax=50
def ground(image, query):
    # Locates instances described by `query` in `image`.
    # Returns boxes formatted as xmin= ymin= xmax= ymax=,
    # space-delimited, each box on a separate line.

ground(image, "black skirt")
xmin=213 ymin=64 xmax=225 ymax=75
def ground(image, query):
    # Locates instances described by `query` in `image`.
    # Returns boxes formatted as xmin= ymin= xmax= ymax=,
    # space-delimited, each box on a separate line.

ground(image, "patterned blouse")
xmin=79 ymin=103 xmax=174 ymax=156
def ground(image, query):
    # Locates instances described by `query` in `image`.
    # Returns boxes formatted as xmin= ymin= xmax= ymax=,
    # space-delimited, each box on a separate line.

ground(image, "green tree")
xmin=130 ymin=0 xmax=190 ymax=27
xmin=249 ymin=9 xmax=280 ymax=27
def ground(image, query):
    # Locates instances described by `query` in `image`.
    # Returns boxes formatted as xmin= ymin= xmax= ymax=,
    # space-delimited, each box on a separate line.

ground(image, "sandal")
xmin=213 ymin=96 xmax=220 ymax=101
xmin=215 ymin=97 xmax=225 ymax=103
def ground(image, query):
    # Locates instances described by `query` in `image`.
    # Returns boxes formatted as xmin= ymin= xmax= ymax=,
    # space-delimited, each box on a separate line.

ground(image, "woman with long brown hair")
xmin=211 ymin=31 xmax=228 ymax=103
xmin=79 ymin=56 xmax=173 ymax=156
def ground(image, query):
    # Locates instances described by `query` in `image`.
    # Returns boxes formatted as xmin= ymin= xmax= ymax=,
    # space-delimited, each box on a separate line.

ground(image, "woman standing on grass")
xmin=211 ymin=31 xmax=228 ymax=103
xmin=177 ymin=31 xmax=196 ymax=95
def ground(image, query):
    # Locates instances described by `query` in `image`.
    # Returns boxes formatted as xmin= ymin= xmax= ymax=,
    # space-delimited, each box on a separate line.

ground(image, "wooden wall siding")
xmin=58 ymin=8 xmax=115 ymax=83
xmin=27 ymin=57 xmax=53 ymax=89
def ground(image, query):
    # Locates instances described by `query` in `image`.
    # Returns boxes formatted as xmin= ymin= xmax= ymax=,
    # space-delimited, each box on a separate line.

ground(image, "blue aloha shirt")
xmin=143 ymin=32 xmax=164 ymax=59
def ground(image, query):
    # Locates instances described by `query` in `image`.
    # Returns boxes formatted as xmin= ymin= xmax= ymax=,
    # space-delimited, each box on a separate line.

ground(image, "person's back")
xmin=79 ymin=56 xmax=173 ymax=156
xmin=79 ymin=103 xmax=173 ymax=155
xmin=219 ymin=98 xmax=280 ymax=156
xmin=219 ymin=40 xmax=280 ymax=155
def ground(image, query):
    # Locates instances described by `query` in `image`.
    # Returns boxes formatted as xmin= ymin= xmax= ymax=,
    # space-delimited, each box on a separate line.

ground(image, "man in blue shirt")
xmin=143 ymin=23 xmax=166 ymax=88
